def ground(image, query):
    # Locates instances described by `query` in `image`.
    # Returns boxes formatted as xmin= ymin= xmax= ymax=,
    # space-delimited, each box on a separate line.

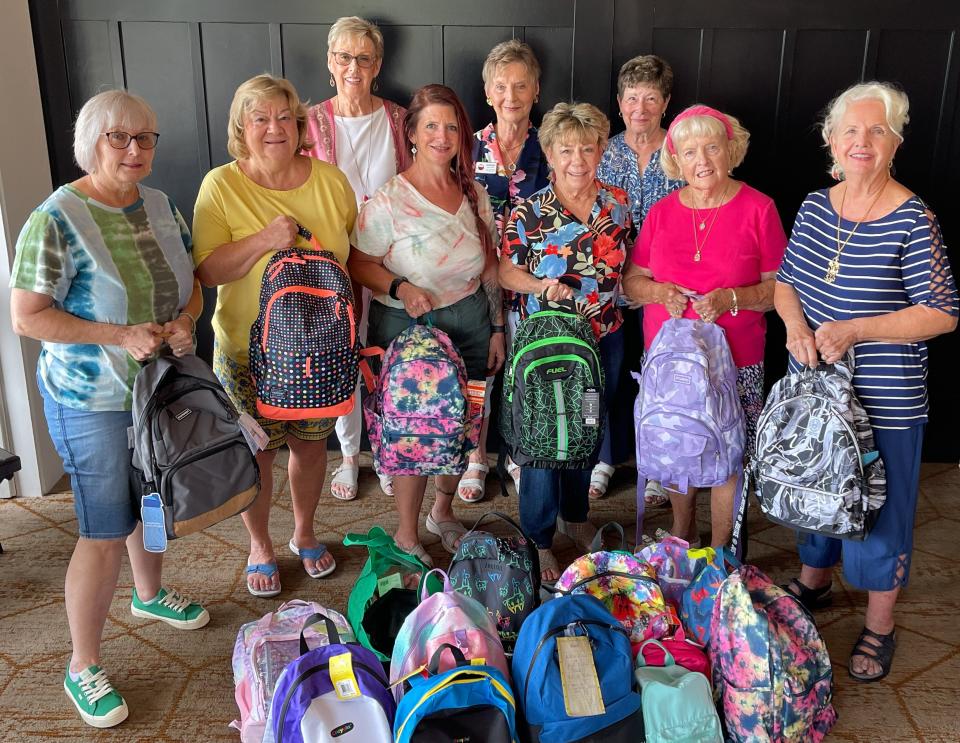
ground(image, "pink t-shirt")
xmin=632 ymin=184 xmax=786 ymax=367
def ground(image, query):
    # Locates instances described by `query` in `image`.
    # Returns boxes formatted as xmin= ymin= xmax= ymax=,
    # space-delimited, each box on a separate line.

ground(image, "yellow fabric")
xmin=193 ymin=157 xmax=357 ymax=362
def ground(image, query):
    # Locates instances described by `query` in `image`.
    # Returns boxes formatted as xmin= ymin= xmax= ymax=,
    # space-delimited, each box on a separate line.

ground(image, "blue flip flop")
xmin=288 ymin=540 xmax=337 ymax=579
xmin=245 ymin=560 xmax=281 ymax=598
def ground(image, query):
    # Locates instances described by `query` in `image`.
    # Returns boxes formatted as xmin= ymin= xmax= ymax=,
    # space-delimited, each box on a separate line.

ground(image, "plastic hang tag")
xmin=556 ymin=635 xmax=605 ymax=717
xmin=582 ymin=389 xmax=601 ymax=427
xmin=329 ymin=652 xmax=361 ymax=700
xmin=141 ymin=493 xmax=167 ymax=553
xmin=238 ymin=412 xmax=269 ymax=453
xmin=376 ymin=572 xmax=403 ymax=596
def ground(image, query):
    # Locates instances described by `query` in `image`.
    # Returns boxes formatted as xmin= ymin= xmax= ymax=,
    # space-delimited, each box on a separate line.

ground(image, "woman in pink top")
xmin=623 ymin=105 xmax=786 ymax=548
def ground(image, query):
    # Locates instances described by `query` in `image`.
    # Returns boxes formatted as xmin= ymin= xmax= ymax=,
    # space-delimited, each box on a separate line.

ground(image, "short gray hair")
xmin=73 ymin=90 xmax=157 ymax=174
xmin=660 ymin=109 xmax=750 ymax=181
xmin=821 ymin=81 xmax=910 ymax=177
xmin=539 ymin=102 xmax=610 ymax=153
xmin=481 ymin=39 xmax=541 ymax=85
xmin=617 ymin=55 xmax=673 ymax=99
xmin=327 ymin=16 xmax=384 ymax=59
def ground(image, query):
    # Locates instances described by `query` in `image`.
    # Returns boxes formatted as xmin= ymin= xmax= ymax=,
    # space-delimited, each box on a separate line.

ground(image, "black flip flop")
xmin=849 ymin=626 xmax=897 ymax=682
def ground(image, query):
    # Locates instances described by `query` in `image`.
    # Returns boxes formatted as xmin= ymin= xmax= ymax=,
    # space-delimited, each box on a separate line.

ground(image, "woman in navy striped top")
xmin=776 ymin=82 xmax=958 ymax=683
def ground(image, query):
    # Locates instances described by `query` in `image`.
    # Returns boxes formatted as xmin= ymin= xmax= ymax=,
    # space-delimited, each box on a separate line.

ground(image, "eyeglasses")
xmin=103 ymin=131 xmax=160 ymax=149
xmin=330 ymin=51 xmax=377 ymax=69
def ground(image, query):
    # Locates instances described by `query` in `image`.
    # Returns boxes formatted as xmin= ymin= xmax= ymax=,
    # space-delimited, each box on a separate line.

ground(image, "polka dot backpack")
xmin=250 ymin=232 xmax=373 ymax=420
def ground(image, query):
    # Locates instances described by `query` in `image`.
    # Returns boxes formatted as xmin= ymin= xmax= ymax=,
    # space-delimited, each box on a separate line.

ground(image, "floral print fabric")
xmin=502 ymin=181 xmax=631 ymax=338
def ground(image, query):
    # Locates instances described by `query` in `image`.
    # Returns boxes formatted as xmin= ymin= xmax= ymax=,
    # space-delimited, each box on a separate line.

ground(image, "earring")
xmin=534 ymin=96 xmax=539 ymax=103
xmin=329 ymin=75 xmax=335 ymax=88
xmin=373 ymin=78 xmax=380 ymax=92
xmin=411 ymin=145 xmax=417 ymax=158
xmin=618 ymin=112 xmax=623 ymax=119
xmin=888 ymin=159 xmax=894 ymax=169
xmin=486 ymin=98 xmax=492 ymax=106
xmin=830 ymin=163 xmax=844 ymax=181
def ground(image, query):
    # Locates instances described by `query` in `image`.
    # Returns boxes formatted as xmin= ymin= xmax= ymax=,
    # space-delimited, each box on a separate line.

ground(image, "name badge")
xmin=475 ymin=161 xmax=498 ymax=175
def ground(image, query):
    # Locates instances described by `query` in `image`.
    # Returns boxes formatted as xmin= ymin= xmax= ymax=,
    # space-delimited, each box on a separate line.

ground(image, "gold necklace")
xmin=825 ymin=180 xmax=887 ymax=283
xmin=495 ymin=128 xmax=524 ymax=174
xmin=689 ymin=182 xmax=730 ymax=262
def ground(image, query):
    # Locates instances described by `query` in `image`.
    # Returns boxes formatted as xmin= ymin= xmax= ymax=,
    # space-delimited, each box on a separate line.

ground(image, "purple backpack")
xmin=709 ymin=565 xmax=837 ymax=742
xmin=268 ymin=613 xmax=395 ymax=743
xmin=364 ymin=324 xmax=481 ymax=476
xmin=634 ymin=318 xmax=746 ymax=538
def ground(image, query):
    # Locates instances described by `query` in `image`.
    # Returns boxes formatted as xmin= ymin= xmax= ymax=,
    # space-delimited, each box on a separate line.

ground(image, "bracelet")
xmin=177 ymin=310 xmax=197 ymax=333
xmin=729 ymin=288 xmax=739 ymax=317
xmin=491 ymin=324 xmax=506 ymax=334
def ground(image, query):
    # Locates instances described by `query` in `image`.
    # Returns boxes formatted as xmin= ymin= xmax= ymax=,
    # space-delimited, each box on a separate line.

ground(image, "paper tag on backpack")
xmin=582 ymin=389 xmax=601 ymax=427
xmin=467 ymin=379 xmax=487 ymax=411
xmin=329 ymin=652 xmax=361 ymax=700
xmin=556 ymin=635 xmax=605 ymax=717
xmin=377 ymin=572 xmax=403 ymax=596
xmin=237 ymin=413 xmax=269 ymax=453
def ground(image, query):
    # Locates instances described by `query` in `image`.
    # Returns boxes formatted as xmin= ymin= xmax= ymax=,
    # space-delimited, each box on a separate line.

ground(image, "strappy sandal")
xmin=643 ymin=480 xmax=670 ymax=507
xmin=425 ymin=512 xmax=466 ymax=554
xmin=395 ymin=539 xmax=434 ymax=568
xmin=457 ymin=462 xmax=489 ymax=503
xmin=506 ymin=457 xmax=521 ymax=492
xmin=588 ymin=462 xmax=616 ymax=500
xmin=330 ymin=461 xmax=359 ymax=501
xmin=538 ymin=548 xmax=561 ymax=585
xmin=377 ymin=472 xmax=394 ymax=497
xmin=849 ymin=626 xmax=897 ymax=682
xmin=782 ymin=578 xmax=833 ymax=612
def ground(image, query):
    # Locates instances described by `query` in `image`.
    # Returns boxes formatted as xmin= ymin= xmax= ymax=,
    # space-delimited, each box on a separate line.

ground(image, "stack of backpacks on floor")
xmin=228 ymin=514 xmax=838 ymax=742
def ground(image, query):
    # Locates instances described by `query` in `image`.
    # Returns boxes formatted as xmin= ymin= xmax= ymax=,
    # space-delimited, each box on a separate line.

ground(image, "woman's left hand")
xmin=486 ymin=331 xmax=506 ymax=375
xmin=162 ymin=315 xmax=194 ymax=357
xmin=691 ymin=289 xmax=733 ymax=323
xmin=815 ymin=320 xmax=859 ymax=364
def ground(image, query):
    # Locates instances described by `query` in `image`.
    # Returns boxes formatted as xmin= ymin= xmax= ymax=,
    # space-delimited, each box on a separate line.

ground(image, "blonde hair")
xmin=226 ymin=75 xmax=310 ymax=160
xmin=73 ymin=89 xmax=157 ymax=174
xmin=617 ymin=54 xmax=673 ymax=99
xmin=327 ymin=16 xmax=384 ymax=59
xmin=481 ymin=39 xmax=541 ymax=85
xmin=660 ymin=110 xmax=750 ymax=180
xmin=821 ymin=81 xmax=910 ymax=178
xmin=538 ymin=102 xmax=610 ymax=153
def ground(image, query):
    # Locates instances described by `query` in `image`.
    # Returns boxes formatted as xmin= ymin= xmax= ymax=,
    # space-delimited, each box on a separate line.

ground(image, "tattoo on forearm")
xmin=483 ymin=276 xmax=503 ymax=324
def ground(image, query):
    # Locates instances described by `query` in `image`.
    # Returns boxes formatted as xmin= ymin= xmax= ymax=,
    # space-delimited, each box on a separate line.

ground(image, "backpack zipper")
xmin=508 ymin=337 xmax=599 ymax=400
xmin=261 ymin=287 xmax=354 ymax=351
xmin=158 ymin=437 xmax=249 ymax=500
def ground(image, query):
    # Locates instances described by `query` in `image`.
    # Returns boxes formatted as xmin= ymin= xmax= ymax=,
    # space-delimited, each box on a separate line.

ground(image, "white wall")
xmin=0 ymin=0 xmax=65 ymax=496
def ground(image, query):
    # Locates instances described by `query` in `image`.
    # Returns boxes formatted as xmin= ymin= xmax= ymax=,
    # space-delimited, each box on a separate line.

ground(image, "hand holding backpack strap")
xmin=299 ymin=612 xmax=342 ymax=655
xmin=427 ymin=643 xmax=469 ymax=674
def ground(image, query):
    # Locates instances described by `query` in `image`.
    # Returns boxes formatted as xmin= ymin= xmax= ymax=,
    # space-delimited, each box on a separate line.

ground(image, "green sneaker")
xmin=131 ymin=587 xmax=210 ymax=629
xmin=63 ymin=663 xmax=128 ymax=728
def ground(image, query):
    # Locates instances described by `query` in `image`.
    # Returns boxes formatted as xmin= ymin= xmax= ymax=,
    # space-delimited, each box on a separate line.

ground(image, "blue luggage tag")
xmin=141 ymin=493 xmax=168 ymax=553
xmin=862 ymin=451 xmax=880 ymax=466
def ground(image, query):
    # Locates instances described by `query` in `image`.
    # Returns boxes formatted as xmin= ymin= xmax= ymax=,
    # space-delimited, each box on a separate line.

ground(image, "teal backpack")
xmin=634 ymin=639 xmax=722 ymax=743
xmin=500 ymin=310 xmax=604 ymax=470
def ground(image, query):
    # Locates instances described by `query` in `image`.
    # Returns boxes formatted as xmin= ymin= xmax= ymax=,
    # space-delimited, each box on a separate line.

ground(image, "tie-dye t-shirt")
xmin=353 ymin=174 xmax=496 ymax=309
xmin=11 ymin=184 xmax=194 ymax=411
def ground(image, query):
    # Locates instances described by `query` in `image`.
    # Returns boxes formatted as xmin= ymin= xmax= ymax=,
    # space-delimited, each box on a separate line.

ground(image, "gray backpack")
xmin=131 ymin=354 xmax=259 ymax=539
xmin=751 ymin=359 xmax=885 ymax=540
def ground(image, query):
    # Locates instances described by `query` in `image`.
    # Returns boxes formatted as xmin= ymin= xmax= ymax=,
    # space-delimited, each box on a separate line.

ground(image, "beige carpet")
xmin=1 ymin=455 xmax=958 ymax=742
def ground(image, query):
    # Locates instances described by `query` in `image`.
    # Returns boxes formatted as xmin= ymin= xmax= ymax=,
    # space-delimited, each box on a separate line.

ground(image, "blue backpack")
xmin=268 ymin=613 xmax=395 ymax=743
xmin=394 ymin=644 xmax=518 ymax=743
xmin=511 ymin=594 xmax=643 ymax=743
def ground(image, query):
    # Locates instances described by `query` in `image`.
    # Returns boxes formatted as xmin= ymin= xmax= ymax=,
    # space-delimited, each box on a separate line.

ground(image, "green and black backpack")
xmin=500 ymin=310 xmax=605 ymax=470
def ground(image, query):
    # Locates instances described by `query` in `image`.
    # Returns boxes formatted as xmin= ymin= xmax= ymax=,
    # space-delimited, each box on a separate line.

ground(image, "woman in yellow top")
xmin=193 ymin=74 xmax=357 ymax=596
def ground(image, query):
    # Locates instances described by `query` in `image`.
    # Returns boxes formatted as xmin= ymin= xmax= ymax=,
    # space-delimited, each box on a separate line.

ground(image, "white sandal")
xmin=588 ymin=462 xmax=616 ymax=500
xmin=505 ymin=456 xmax=521 ymax=492
xmin=330 ymin=461 xmax=359 ymax=501
xmin=377 ymin=472 xmax=394 ymax=497
xmin=457 ymin=462 xmax=489 ymax=503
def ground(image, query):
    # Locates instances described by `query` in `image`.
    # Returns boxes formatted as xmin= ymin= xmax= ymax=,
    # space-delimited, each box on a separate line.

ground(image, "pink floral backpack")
xmin=364 ymin=323 xmax=482 ymax=476
xmin=389 ymin=569 xmax=509 ymax=702
xmin=709 ymin=565 xmax=837 ymax=742
xmin=230 ymin=600 xmax=353 ymax=743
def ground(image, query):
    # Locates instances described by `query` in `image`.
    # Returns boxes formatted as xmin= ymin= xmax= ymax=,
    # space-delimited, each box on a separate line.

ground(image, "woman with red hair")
xmin=349 ymin=84 xmax=505 ymax=565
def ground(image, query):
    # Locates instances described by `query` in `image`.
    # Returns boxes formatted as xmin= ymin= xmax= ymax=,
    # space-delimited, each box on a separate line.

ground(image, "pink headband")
xmin=665 ymin=105 xmax=735 ymax=154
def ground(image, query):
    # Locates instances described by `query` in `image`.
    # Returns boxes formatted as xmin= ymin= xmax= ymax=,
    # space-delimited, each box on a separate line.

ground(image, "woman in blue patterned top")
xmin=463 ymin=39 xmax=550 ymax=502
xmin=776 ymin=82 xmax=958 ymax=683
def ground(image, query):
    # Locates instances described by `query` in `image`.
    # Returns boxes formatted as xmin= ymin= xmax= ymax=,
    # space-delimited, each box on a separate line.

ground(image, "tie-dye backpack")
xmin=709 ymin=565 xmax=837 ymax=742
xmin=389 ymin=569 xmax=509 ymax=702
xmin=364 ymin=323 xmax=481 ymax=476
xmin=634 ymin=318 xmax=745 ymax=494
xmin=555 ymin=539 xmax=671 ymax=644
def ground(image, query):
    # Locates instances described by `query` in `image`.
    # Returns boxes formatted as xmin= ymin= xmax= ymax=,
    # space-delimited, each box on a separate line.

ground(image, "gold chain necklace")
xmin=825 ymin=180 xmax=888 ymax=283
xmin=495 ymin=128 xmax=524 ymax=174
xmin=689 ymin=181 xmax=730 ymax=262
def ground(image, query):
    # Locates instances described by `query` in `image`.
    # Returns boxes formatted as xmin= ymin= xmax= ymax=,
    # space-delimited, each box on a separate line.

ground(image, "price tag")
xmin=329 ymin=652 xmax=361 ymax=700
xmin=556 ymin=635 xmax=605 ymax=717
xmin=238 ymin=412 xmax=269 ymax=453
xmin=377 ymin=572 xmax=403 ymax=596
xmin=467 ymin=379 xmax=487 ymax=410
xmin=582 ymin=389 xmax=601 ymax=427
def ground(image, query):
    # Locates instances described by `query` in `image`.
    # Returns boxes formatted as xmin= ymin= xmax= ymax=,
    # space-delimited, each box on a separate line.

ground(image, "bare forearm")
xmin=732 ymin=278 xmax=775 ymax=313
xmin=12 ymin=303 xmax=124 ymax=346
xmin=498 ymin=256 xmax=542 ymax=295
xmin=347 ymin=252 xmax=397 ymax=295
xmin=180 ymin=278 xmax=203 ymax=321
xmin=852 ymin=304 xmax=957 ymax=344
xmin=774 ymin=282 xmax=808 ymax=330
xmin=195 ymin=232 xmax=273 ymax=287
xmin=623 ymin=273 xmax=667 ymax=305
xmin=482 ymin=259 xmax=504 ymax=325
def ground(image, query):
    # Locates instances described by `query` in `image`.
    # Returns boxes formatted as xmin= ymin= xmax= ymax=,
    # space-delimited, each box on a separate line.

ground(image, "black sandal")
xmin=782 ymin=578 xmax=833 ymax=612
xmin=848 ymin=626 xmax=897 ymax=682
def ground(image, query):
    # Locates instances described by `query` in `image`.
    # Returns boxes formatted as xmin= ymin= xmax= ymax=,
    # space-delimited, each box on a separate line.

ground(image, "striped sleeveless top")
xmin=778 ymin=189 xmax=958 ymax=430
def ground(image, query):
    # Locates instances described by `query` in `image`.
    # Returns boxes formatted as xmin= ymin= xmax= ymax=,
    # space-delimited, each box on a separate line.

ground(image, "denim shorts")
xmin=39 ymin=374 xmax=138 ymax=540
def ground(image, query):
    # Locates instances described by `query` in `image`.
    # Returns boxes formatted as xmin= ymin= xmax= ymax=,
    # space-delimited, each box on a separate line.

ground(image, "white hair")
xmin=73 ymin=90 xmax=157 ymax=174
xmin=821 ymin=81 xmax=910 ymax=177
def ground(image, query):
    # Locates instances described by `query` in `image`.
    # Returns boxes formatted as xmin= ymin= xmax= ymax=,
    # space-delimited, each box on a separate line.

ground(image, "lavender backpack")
xmin=389 ymin=569 xmax=509 ymax=702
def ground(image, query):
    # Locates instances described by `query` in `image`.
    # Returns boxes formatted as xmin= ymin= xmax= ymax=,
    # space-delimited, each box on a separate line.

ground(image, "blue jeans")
xmin=518 ymin=327 xmax=624 ymax=548
xmin=39 ymin=375 xmax=138 ymax=540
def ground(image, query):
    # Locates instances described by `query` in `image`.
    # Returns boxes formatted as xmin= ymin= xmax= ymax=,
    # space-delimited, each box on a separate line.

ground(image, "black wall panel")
xmin=27 ymin=0 xmax=960 ymax=460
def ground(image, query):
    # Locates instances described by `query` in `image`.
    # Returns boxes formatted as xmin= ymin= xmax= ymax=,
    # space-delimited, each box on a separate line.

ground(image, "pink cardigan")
xmin=304 ymin=98 xmax=411 ymax=173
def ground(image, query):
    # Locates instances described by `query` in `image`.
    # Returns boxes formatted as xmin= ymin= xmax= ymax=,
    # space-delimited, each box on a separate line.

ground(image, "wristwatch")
xmin=491 ymin=324 xmax=506 ymax=334
xmin=389 ymin=276 xmax=410 ymax=300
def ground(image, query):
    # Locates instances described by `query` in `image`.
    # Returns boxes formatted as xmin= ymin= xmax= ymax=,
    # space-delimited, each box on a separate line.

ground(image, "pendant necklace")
xmin=825 ymin=179 xmax=887 ymax=283
xmin=689 ymin=181 xmax=730 ymax=262
xmin=496 ymin=129 xmax=523 ymax=175
xmin=335 ymin=97 xmax=375 ymax=201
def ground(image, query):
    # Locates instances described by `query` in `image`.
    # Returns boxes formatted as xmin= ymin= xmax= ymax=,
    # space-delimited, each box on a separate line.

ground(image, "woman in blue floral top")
xmin=462 ymin=40 xmax=550 ymax=503
xmin=500 ymin=103 xmax=631 ymax=582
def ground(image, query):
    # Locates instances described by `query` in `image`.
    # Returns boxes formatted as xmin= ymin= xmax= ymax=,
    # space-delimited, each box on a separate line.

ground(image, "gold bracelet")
xmin=729 ymin=288 xmax=739 ymax=317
